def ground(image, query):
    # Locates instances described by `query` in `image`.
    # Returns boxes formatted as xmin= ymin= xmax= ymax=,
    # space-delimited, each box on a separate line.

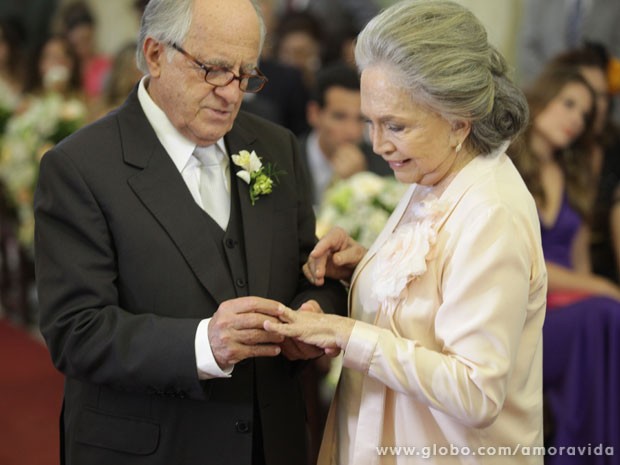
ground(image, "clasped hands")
xmin=208 ymin=227 xmax=366 ymax=369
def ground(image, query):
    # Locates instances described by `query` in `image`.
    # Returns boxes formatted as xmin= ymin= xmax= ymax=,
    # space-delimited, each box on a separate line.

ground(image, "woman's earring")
xmin=455 ymin=142 xmax=462 ymax=153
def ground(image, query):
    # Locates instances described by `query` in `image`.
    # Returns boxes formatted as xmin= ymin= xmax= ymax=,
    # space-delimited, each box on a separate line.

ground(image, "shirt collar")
xmin=137 ymin=76 xmax=227 ymax=173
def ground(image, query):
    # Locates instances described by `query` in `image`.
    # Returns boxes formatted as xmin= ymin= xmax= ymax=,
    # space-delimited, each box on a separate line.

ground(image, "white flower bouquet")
xmin=316 ymin=171 xmax=408 ymax=248
xmin=0 ymin=93 xmax=86 ymax=250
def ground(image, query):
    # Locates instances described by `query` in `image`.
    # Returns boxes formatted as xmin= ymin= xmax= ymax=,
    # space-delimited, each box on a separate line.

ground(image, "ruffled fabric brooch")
xmin=371 ymin=194 xmax=448 ymax=316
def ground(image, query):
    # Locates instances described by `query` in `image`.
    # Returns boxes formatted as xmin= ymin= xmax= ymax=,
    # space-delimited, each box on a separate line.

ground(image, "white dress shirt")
xmin=137 ymin=77 xmax=232 ymax=379
xmin=306 ymin=131 xmax=334 ymax=206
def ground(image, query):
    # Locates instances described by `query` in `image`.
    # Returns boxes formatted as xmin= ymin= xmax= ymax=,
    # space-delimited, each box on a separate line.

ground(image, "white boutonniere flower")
xmin=231 ymin=150 xmax=284 ymax=205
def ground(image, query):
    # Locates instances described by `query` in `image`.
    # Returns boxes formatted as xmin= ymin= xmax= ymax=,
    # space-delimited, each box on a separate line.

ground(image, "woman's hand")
xmin=278 ymin=300 xmax=329 ymax=360
xmin=304 ymin=227 xmax=367 ymax=286
xmin=263 ymin=302 xmax=356 ymax=353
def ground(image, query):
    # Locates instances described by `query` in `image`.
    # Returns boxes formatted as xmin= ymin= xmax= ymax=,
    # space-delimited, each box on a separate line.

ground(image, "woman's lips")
xmin=388 ymin=159 xmax=411 ymax=169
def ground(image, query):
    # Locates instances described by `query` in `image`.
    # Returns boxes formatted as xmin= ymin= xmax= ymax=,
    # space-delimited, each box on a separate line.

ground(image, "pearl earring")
xmin=455 ymin=142 xmax=462 ymax=153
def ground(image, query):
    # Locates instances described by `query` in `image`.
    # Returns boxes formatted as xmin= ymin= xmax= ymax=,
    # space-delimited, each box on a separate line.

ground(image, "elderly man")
xmin=34 ymin=1 xmax=347 ymax=464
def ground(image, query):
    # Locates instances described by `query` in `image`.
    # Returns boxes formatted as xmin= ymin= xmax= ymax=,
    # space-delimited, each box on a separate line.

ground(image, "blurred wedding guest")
xmin=0 ymin=17 xmax=26 ymax=112
xmin=241 ymin=0 xmax=310 ymax=136
xmin=22 ymin=34 xmax=82 ymax=101
xmin=90 ymin=41 xmax=142 ymax=120
xmin=322 ymin=23 xmax=359 ymax=67
xmin=547 ymin=43 xmax=620 ymax=282
xmin=0 ymin=0 xmax=58 ymax=55
xmin=278 ymin=0 xmax=378 ymax=61
xmin=60 ymin=1 xmax=112 ymax=102
xmin=517 ymin=0 xmax=620 ymax=88
xmin=262 ymin=1 xmax=547 ymax=464
xmin=510 ymin=66 xmax=620 ymax=463
xmin=0 ymin=34 xmax=86 ymax=252
xmin=33 ymin=0 xmax=347 ymax=463
xmin=273 ymin=11 xmax=323 ymax=90
xmin=301 ymin=63 xmax=391 ymax=206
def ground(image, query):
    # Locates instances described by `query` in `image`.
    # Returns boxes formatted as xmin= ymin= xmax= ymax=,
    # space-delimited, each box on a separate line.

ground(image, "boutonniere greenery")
xmin=231 ymin=149 xmax=284 ymax=205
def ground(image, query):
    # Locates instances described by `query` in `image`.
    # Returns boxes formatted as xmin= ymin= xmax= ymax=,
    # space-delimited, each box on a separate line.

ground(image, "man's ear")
xmin=306 ymin=101 xmax=322 ymax=129
xmin=143 ymin=37 xmax=166 ymax=78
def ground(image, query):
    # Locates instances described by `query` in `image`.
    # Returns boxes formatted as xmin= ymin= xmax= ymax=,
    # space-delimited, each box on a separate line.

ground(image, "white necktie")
xmin=193 ymin=145 xmax=230 ymax=230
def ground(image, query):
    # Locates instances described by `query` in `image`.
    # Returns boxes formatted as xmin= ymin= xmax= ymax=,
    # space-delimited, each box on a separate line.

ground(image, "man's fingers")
xmin=231 ymin=313 xmax=280 ymax=330
xmin=279 ymin=338 xmax=306 ymax=360
xmin=230 ymin=344 xmax=282 ymax=364
xmin=246 ymin=344 xmax=282 ymax=359
xmin=211 ymin=337 xmax=282 ymax=367
xmin=263 ymin=319 xmax=298 ymax=338
xmin=238 ymin=328 xmax=285 ymax=345
xmin=220 ymin=296 xmax=282 ymax=317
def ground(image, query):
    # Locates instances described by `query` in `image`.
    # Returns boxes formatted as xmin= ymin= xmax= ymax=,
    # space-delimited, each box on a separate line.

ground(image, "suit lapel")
xmin=224 ymin=118 xmax=274 ymax=297
xmin=119 ymin=90 xmax=237 ymax=303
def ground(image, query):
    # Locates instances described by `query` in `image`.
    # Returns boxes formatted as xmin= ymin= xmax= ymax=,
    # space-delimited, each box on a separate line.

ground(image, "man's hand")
xmin=304 ymin=227 xmax=367 ymax=286
xmin=208 ymin=297 xmax=285 ymax=368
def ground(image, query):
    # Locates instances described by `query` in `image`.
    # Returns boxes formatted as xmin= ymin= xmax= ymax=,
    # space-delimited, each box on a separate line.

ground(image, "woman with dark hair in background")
xmin=22 ymin=34 xmax=82 ymax=99
xmin=59 ymin=1 xmax=111 ymax=102
xmin=511 ymin=66 xmax=620 ymax=464
xmin=547 ymin=43 xmax=620 ymax=283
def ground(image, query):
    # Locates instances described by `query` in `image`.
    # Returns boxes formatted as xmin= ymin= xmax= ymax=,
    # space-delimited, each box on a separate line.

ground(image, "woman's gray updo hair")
xmin=355 ymin=0 xmax=528 ymax=154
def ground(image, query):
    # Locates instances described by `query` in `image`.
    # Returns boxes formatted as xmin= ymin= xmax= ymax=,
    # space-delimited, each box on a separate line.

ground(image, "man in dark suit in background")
xmin=34 ymin=1 xmax=346 ymax=464
xmin=300 ymin=63 xmax=392 ymax=207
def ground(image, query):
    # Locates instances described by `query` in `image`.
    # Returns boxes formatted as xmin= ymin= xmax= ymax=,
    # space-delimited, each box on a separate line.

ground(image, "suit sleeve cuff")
xmin=195 ymin=318 xmax=233 ymax=380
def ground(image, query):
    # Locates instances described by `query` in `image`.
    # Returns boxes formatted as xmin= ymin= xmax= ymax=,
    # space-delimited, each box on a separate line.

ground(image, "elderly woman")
xmin=263 ymin=1 xmax=546 ymax=464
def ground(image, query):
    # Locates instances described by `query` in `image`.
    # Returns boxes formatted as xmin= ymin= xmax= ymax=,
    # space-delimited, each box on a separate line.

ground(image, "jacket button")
xmin=235 ymin=420 xmax=250 ymax=433
xmin=235 ymin=278 xmax=246 ymax=287
xmin=225 ymin=238 xmax=235 ymax=248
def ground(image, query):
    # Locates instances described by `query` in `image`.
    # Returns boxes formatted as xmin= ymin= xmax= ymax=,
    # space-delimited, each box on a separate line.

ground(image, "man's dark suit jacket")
xmin=34 ymin=88 xmax=347 ymax=465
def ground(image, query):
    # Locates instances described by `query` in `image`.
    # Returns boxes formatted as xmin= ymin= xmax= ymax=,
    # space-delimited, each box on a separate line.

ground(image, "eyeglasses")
xmin=169 ymin=43 xmax=268 ymax=93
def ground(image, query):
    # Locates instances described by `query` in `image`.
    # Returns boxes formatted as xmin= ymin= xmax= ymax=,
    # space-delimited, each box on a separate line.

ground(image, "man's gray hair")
xmin=136 ymin=0 xmax=266 ymax=74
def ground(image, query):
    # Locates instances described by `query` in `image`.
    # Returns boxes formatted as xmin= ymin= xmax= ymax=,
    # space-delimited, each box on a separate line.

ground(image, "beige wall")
xmin=376 ymin=0 xmax=524 ymax=72
xmin=452 ymin=0 xmax=523 ymax=72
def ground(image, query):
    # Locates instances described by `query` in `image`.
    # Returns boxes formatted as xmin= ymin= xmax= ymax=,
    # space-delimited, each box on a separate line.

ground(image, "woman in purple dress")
xmin=512 ymin=66 xmax=620 ymax=464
